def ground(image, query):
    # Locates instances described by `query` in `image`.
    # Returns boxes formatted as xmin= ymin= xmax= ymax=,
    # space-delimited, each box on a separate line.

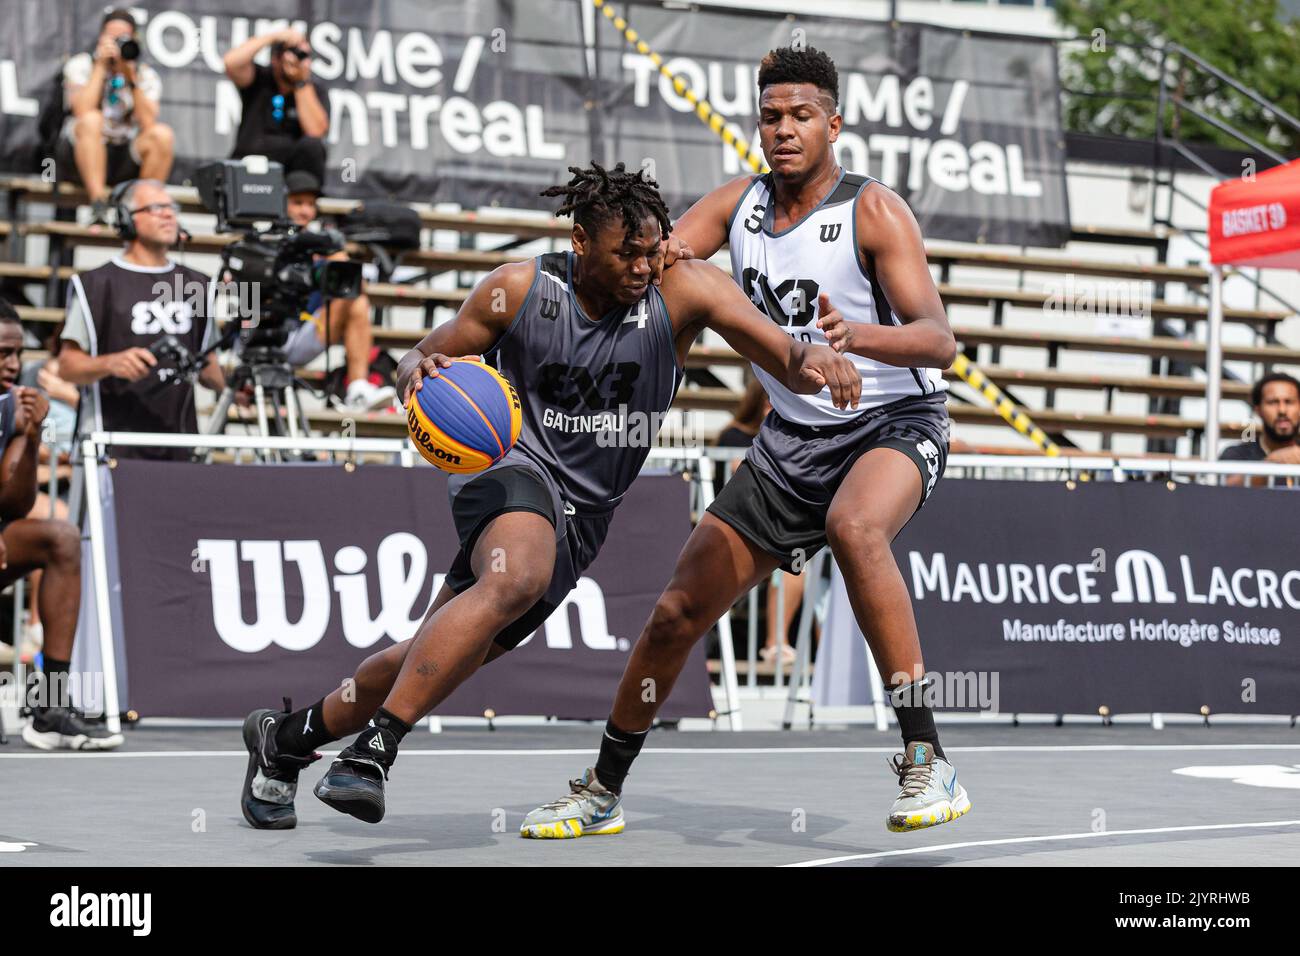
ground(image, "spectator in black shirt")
xmin=223 ymin=27 xmax=329 ymax=183
xmin=1219 ymin=372 xmax=1300 ymax=487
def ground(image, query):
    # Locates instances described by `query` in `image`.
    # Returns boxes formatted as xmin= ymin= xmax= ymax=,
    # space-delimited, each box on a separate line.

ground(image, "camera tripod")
xmin=202 ymin=346 xmax=314 ymax=461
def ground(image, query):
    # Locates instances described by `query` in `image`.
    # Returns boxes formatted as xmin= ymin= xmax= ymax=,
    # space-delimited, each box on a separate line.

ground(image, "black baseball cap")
xmin=285 ymin=170 xmax=323 ymax=197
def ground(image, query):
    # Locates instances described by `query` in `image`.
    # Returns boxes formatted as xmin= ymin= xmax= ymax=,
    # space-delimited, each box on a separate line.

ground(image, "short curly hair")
xmin=757 ymin=46 xmax=839 ymax=112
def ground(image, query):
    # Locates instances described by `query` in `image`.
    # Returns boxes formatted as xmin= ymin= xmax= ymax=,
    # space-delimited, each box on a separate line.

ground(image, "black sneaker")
xmin=22 ymin=706 xmax=124 ymax=751
xmin=314 ymin=743 xmax=390 ymax=824
xmin=241 ymin=701 xmax=321 ymax=830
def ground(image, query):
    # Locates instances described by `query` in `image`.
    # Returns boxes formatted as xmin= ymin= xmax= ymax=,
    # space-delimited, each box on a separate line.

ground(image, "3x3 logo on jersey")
xmin=130 ymin=298 xmax=193 ymax=335
xmin=538 ymin=361 xmax=642 ymax=413
xmin=741 ymin=268 xmax=820 ymax=328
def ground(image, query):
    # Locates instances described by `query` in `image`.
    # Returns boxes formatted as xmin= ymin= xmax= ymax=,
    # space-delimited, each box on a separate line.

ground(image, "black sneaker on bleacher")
xmin=89 ymin=198 xmax=110 ymax=227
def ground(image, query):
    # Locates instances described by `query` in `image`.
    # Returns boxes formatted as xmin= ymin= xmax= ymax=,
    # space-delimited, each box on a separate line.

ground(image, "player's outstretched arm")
xmin=650 ymin=175 xmax=755 ymax=285
xmin=816 ymin=184 xmax=956 ymax=369
xmin=663 ymin=259 xmax=860 ymax=410
xmin=396 ymin=260 xmax=535 ymax=403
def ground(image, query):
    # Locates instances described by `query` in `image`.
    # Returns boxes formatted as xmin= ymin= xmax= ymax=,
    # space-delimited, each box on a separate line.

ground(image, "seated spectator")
xmin=224 ymin=27 xmax=329 ymax=183
xmin=715 ymin=378 xmax=770 ymax=452
xmin=276 ymin=171 xmax=394 ymax=410
xmin=1220 ymin=372 xmax=1300 ymax=488
xmin=55 ymin=8 xmax=173 ymax=224
xmin=58 ymin=179 xmax=226 ymax=460
xmin=0 ymin=299 xmax=121 ymax=750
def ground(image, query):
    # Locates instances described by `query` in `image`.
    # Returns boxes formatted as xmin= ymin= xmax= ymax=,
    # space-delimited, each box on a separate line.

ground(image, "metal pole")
xmin=1204 ymin=265 xmax=1225 ymax=462
xmin=698 ymin=455 xmax=742 ymax=730
xmin=80 ymin=440 xmax=121 ymax=735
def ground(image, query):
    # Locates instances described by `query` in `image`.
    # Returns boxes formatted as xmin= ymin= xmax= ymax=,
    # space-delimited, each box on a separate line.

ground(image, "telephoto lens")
xmin=115 ymin=35 xmax=140 ymax=61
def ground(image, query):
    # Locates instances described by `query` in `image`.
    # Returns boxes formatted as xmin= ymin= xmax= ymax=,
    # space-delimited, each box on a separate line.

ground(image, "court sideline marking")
xmin=786 ymin=819 xmax=1300 ymax=867
xmin=1 ymin=743 xmax=1299 ymax=759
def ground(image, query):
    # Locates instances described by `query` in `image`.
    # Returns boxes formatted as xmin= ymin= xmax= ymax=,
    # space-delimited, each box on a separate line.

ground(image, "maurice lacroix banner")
xmin=107 ymin=460 xmax=711 ymax=720
xmin=893 ymin=480 xmax=1300 ymax=715
xmin=0 ymin=0 xmax=1069 ymax=246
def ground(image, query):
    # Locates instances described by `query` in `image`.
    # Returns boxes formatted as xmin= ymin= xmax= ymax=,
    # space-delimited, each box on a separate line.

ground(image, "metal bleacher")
xmin=2 ymin=174 xmax=1297 ymax=453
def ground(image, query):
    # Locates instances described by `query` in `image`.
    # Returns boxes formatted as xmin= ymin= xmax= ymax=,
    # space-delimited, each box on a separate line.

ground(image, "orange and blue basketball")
xmin=405 ymin=358 xmax=523 ymax=473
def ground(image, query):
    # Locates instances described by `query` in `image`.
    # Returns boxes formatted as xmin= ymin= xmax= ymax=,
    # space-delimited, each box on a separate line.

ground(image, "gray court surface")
xmin=3 ymin=724 xmax=1299 ymax=866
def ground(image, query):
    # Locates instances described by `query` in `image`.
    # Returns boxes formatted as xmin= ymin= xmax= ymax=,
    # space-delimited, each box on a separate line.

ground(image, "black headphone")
xmin=110 ymin=178 xmax=137 ymax=240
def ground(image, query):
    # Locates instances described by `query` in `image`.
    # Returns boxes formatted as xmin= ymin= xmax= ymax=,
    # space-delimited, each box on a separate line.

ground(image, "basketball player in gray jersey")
xmin=524 ymin=47 xmax=969 ymax=839
xmin=236 ymin=162 xmax=860 ymax=828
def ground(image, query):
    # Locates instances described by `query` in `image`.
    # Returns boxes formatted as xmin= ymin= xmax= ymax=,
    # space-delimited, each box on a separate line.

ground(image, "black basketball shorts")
xmin=443 ymin=451 xmax=612 ymax=650
xmin=707 ymin=393 xmax=950 ymax=573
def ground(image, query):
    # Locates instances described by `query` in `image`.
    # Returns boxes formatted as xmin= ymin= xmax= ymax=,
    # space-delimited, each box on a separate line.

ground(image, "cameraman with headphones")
xmin=55 ymin=8 xmax=174 ymax=225
xmin=59 ymin=180 xmax=226 ymax=461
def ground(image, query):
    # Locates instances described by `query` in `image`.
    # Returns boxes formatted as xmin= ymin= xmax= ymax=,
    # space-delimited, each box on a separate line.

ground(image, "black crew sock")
xmin=37 ymin=657 xmax=72 ymax=710
xmin=890 ymin=678 xmax=945 ymax=761
xmin=275 ymin=697 xmax=335 ymax=756
xmin=594 ymin=718 xmax=649 ymax=794
xmin=352 ymin=707 xmax=412 ymax=768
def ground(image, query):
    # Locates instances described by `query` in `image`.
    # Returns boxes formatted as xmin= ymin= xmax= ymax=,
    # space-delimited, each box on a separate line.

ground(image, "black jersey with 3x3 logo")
xmin=484 ymin=251 xmax=681 ymax=513
xmin=66 ymin=259 xmax=214 ymax=460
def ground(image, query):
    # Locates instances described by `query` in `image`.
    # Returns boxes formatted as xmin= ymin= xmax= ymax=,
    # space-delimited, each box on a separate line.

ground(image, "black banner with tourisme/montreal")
xmin=0 ymin=0 xmax=1069 ymax=246
xmin=109 ymin=460 xmax=711 ymax=720
xmin=892 ymin=480 xmax=1300 ymax=715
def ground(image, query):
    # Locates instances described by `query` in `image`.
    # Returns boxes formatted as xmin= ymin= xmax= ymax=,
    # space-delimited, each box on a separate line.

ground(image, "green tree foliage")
xmin=1056 ymin=0 xmax=1300 ymax=155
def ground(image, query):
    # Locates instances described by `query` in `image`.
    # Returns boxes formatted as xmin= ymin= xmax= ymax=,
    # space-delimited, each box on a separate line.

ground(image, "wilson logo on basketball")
xmin=405 ymin=406 xmax=463 ymax=465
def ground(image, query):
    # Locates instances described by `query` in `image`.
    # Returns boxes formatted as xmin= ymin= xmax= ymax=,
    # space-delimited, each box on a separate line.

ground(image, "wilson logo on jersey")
xmin=743 ymin=203 xmax=765 ymax=234
xmin=539 ymin=297 xmax=561 ymax=320
xmin=537 ymin=361 xmax=641 ymax=413
xmin=740 ymin=268 xmax=820 ymax=327
xmin=819 ymin=223 xmax=842 ymax=243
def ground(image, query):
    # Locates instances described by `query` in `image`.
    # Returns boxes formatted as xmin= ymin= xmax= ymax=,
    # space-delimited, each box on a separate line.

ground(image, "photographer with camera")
xmin=58 ymin=179 xmax=226 ymax=461
xmin=55 ymin=8 xmax=173 ymax=225
xmin=224 ymin=26 xmax=329 ymax=184
xmin=279 ymin=171 xmax=394 ymax=411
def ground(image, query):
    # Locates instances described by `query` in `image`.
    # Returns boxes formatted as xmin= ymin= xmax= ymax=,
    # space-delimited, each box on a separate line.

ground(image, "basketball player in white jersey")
xmin=522 ymin=46 xmax=968 ymax=838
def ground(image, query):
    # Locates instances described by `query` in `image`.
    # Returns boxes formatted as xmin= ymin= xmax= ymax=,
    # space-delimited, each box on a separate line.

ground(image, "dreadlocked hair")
xmin=540 ymin=162 xmax=672 ymax=244
xmin=757 ymin=46 xmax=839 ymax=111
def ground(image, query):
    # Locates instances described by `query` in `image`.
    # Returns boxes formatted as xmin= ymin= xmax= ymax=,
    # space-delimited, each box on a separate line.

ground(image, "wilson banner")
xmin=108 ymin=460 xmax=711 ymax=720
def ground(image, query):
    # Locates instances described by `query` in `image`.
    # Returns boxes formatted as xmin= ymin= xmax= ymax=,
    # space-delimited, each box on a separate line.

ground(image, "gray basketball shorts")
xmin=444 ymin=451 xmax=612 ymax=650
xmin=707 ymin=393 xmax=949 ymax=573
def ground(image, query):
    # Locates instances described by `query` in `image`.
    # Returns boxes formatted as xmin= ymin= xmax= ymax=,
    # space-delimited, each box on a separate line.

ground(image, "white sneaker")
xmin=886 ymin=741 xmax=971 ymax=832
xmin=345 ymin=379 xmax=397 ymax=411
xmin=520 ymin=768 xmax=625 ymax=839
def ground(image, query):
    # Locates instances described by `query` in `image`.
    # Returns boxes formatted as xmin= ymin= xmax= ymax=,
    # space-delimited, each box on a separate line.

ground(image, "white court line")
xmin=786 ymin=819 xmax=1300 ymax=867
xmin=2 ymin=743 xmax=1300 ymax=759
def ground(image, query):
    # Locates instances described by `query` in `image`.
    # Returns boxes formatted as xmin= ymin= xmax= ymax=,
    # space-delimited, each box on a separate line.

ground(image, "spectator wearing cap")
xmin=223 ymin=26 xmax=329 ymax=183
xmin=56 ymin=7 xmax=174 ymax=224
xmin=273 ymin=171 xmax=394 ymax=410
xmin=1220 ymin=372 xmax=1300 ymax=487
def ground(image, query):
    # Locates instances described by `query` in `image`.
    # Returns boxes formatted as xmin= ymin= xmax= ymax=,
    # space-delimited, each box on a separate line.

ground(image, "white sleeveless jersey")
xmin=726 ymin=170 xmax=946 ymax=425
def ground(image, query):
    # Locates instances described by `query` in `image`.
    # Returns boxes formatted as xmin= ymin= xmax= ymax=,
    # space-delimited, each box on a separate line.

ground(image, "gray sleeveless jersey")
xmin=485 ymin=251 xmax=681 ymax=514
